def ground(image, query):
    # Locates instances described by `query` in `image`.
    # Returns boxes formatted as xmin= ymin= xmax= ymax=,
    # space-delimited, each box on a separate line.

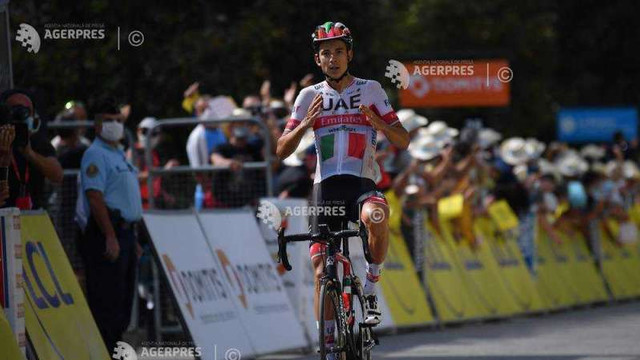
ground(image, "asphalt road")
xmin=259 ymin=301 xmax=640 ymax=360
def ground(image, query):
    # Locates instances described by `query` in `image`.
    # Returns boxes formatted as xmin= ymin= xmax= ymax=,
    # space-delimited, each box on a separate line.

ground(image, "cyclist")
xmin=276 ymin=21 xmax=409 ymax=354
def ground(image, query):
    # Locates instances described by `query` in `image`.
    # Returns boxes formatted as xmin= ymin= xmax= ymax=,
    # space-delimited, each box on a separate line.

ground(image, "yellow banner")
xmin=535 ymin=224 xmax=581 ymax=308
xmin=439 ymin=219 xmax=521 ymax=317
xmin=0 ymin=311 xmax=24 ymax=360
xmin=380 ymin=191 xmax=434 ymax=327
xmin=422 ymin=221 xmax=484 ymax=322
xmin=437 ymin=194 xmax=464 ymax=220
xmin=488 ymin=200 xmax=519 ymax=232
xmin=474 ymin=217 xmax=545 ymax=313
xmin=557 ymin=229 xmax=608 ymax=303
xmin=599 ymin=219 xmax=640 ymax=299
xmin=21 ymin=212 xmax=110 ymax=360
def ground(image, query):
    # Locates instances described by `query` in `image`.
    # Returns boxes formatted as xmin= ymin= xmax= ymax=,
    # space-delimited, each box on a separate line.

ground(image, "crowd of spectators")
xmin=3 ymin=79 xmax=640 ymax=276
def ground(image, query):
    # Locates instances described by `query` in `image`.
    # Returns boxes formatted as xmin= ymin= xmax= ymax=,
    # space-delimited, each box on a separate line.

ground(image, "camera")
xmin=0 ymin=102 xmax=31 ymax=148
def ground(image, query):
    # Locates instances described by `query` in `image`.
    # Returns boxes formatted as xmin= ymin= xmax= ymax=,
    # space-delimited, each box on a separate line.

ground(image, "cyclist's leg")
xmin=357 ymin=189 xmax=389 ymax=325
xmin=360 ymin=198 xmax=389 ymax=290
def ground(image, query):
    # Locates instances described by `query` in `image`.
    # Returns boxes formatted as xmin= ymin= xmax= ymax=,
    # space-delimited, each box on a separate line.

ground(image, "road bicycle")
xmin=278 ymin=222 xmax=379 ymax=360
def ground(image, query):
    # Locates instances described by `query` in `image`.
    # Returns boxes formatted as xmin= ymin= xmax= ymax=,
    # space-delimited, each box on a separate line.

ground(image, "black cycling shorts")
xmin=310 ymin=174 xmax=386 ymax=233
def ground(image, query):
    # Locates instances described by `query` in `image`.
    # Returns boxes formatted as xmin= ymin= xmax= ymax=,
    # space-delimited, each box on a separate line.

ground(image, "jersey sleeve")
xmin=81 ymin=149 xmax=107 ymax=193
xmin=368 ymin=80 xmax=399 ymax=126
xmin=284 ymin=87 xmax=316 ymax=132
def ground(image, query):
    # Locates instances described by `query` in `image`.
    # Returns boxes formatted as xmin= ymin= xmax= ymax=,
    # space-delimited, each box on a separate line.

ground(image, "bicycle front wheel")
xmin=319 ymin=280 xmax=347 ymax=360
xmin=350 ymin=277 xmax=374 ymax=360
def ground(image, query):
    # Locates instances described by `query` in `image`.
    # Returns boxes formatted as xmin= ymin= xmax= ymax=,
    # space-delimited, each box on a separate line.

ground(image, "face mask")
xmin=101 ymin=121 xmax=124 ymax=142
xmin=138 ymin=134 xmax=147 ymax=145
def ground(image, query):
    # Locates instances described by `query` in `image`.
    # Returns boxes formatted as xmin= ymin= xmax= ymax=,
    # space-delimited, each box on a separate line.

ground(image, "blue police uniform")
xmin=78 ymin=137 xmax=142 ymax=352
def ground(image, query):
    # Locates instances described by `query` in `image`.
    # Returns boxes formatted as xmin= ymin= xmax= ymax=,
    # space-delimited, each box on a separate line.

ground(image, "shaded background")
xmin=7 ymin=0 xmax=640 ymax=141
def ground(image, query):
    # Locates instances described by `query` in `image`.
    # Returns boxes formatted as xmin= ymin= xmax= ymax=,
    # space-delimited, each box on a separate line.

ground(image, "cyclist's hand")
xmin=300 ymin=94 xmax=323 ymax=130
xmin=359 ymin=105 xmax=385 ymax=131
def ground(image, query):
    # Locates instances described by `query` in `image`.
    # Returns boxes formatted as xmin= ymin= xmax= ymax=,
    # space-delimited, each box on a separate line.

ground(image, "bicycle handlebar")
xmin=277 ymin=225 xmax=373 ymax=271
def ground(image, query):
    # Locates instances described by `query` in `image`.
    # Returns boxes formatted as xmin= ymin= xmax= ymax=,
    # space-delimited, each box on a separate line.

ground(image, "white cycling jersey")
xmin=286 ymin=77 xmax=399 ymax=184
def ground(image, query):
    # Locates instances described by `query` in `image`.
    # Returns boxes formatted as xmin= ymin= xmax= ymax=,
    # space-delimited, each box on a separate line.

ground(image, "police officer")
xmin=78 ymin=98 xmax=142 ymax=352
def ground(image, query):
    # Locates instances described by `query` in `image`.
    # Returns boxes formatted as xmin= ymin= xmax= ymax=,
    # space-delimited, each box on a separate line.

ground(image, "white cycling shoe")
xmin=364 ymin=294 xmax=381 ymax=326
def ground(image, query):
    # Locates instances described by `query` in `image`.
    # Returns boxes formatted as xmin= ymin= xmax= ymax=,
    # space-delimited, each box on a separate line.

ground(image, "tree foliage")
xmin=9 ymin=0 xmax=640 ymax=140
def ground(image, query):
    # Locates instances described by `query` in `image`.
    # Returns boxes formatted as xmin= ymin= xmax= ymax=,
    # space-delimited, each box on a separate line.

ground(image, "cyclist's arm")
xmin=276 ymin=89 xmax=320 ymax=160
xmin=277 ymin=125 xmax=310 ymax=160
xmin=367 ymin=80 xmax=410 ymax=150
xmin=380 ymin=122 xmax=409 ymax=150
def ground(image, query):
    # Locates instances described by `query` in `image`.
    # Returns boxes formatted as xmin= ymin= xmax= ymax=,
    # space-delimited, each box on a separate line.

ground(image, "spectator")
xmin=51 ymin=101 xmax=92 ymax=149
xmin=77 ymin=97 xmax=142 ymax=352
xmin=54 ymin=109 xmax=89 ymax=169
xmin=380 ymin=109 xmax=428 ymax=179
xmin=0 ymin=89 xmax=63 ymax=210
xmin=186 ymin=98 xmax=231 ymax=167
xmin=277 ymin=129 xmax=315 ymax=198
xmin=131 ymin=117 xmax=179 ymax=209
xmin=607 ymin=131 xmax=637 ymax=161
xmin=51 ymin=108 xmax=90 ymax=267
xmin=211 ymin=125 xmax=264 ymax=206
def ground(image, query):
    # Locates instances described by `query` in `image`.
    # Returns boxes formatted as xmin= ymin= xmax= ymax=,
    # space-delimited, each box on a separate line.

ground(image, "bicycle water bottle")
xmin=342 ymin=276 xmax=352 ymax=314
xmin=194 ymin=184 xmax=204 ymax=211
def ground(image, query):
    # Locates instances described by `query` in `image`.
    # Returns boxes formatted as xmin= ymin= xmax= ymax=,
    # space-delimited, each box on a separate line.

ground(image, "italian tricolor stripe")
xmin=348 ymin=133 xmax=366 ymax=159
xmin=320 ymin=134 xmax=335 ymax=161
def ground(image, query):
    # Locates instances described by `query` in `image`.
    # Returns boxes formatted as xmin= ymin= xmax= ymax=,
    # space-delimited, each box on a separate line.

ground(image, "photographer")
xmin=0 ymin=89 xmax=63 ymax=210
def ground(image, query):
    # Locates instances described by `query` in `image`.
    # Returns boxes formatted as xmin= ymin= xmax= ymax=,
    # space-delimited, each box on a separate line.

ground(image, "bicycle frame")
xmin=277 ymin=222 xmax=378 ymax=359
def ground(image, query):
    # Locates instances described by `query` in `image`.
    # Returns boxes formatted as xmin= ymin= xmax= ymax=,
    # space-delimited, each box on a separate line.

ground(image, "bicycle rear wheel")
xmin=349 ymin=277 xmax=374 ymax=360
xmin=319 ymin=280 xmax=347 ymax=360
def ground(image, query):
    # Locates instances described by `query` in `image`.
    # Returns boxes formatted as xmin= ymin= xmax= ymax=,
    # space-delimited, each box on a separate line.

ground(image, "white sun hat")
xmin=499 ymin=137 xmax=530 ymax=166
xmin=555 ymin=153 xmax=588 ymax=178
xmin=605 ymin=160 xmax=623 ymax=179
xmin=478 ymin=128 xmax=502 ymax=149
xmin=580 ymin=144 xmax=606 ymax=160
xmin=397 ymin=109 xmax=428 ymax=133
xmin=623 ymin=161 xmax=640 ymax=180
xmin=590 ymin=161 xmax=607 ymax=175
xmin=283 ymin=129 xmax=315 ymax=167
xmin=138 ymin=116 xmax=158 ymax=129
xmin=525 ymin=138 xmax=546 ymax=160
xmin=422 ymin=120 xmax=458 ymax=143
xmin=408 ymin=134 xmax=443 ymax=161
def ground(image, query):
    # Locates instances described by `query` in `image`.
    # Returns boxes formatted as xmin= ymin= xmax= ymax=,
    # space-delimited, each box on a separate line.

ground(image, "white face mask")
xmin=101 ymin=121 xmax=124 ymax=142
